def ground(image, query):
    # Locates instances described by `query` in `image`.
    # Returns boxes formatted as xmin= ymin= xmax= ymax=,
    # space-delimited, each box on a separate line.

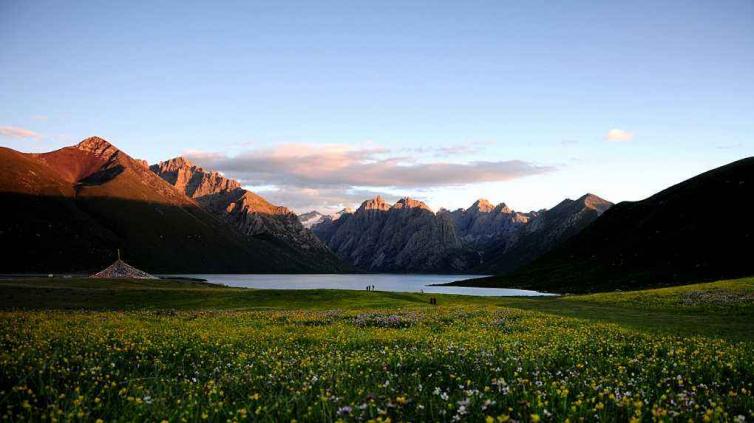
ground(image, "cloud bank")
xmin=0 ymin=126 xmax=42 ymax=140
xmin=186 ymin=143 xmax=553 ymax=212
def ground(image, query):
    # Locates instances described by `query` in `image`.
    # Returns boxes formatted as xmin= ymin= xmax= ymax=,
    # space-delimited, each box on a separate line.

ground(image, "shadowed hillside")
xmin=474 ymin=194 xmax=612 ymax=274
xmin=0 ymin=138 xmax=345 ymax=273
xmin=451 ymin=157 xmax=754 ymax=293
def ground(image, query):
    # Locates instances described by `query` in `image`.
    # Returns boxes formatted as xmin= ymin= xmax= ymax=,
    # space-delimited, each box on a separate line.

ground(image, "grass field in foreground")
xmin=1 ymin=277 xmax=753 ymax=421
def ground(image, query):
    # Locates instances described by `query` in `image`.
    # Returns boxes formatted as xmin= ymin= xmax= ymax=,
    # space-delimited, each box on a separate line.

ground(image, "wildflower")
xmin=337 ymin=406 xmax=352 ymax=416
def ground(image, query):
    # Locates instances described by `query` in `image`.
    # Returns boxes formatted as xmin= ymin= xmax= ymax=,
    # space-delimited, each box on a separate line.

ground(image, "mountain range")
xmin=307 ymin=193 xmax=612 ymax=273
xmin=311 ymin=197 xmax=476 ymax=272
xmin=0 ymin=137 xmax=345 ymax=273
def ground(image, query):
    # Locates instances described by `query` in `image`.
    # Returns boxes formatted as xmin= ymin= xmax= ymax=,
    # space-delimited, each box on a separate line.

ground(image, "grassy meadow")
xmin=1 ymin=277 xmax=753 ymax=422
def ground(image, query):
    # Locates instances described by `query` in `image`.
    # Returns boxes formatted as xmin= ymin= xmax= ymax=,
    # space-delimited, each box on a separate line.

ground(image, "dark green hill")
xmin=452 ymin=157 xmax=754 ymax=293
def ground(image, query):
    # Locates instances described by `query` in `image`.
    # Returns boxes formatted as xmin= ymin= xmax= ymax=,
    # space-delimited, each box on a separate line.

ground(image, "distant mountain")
xmin=298 ymin=211 xmax=326 ymax=229
xmin=151 ymin=157 xmax=341 ymax=267
xmin=298 ymin=208 xmax=353 ymax=229
xmin=475 ymin=193 xmax=612 ymax=274
xmin=311 ymin=194 xmax=611 ymax=273
xmin=454 ymin=158 xmax=754 ymax=293
xmin=440 ymin=199 xmax=536 ymax=248
xmin=312 ymin=196 xmax=477 ymax=272
xmin=0 ymin=137 xmax=344 ymax=273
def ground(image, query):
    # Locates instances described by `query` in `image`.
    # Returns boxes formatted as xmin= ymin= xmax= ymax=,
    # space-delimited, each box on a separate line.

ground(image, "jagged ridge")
xmin=151 ymin=157 xmax=337 ymax=257
xmin=310 ymin=193 xmax=612 ymax=273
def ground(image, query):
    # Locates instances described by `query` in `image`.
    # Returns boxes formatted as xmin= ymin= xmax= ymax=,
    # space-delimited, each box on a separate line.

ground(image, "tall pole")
xmin=117 ymin=249 xmax=121 ymax=261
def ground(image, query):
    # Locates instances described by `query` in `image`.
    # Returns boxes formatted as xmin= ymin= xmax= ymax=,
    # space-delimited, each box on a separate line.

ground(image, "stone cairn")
xmin=90 ymin=250 xmax=157 ymax=279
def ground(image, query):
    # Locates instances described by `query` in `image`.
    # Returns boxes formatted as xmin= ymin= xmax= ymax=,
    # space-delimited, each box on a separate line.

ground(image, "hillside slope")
xmin=0 ymin=137 xmax=342 ymax=273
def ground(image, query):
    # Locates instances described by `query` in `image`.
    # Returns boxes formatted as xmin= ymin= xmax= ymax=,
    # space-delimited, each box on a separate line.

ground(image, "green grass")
xmin=493 ymin=277 xmax=754 ymax=342
xmin=2 ymin=277 xmax=752 ymax=340
xmin=563 ymin=278 xmax=754 ymax=311
xmin=1 ymin=277 xmax=753 ymax=421
xmin=0 ymin=278 xmax=497 ymax=311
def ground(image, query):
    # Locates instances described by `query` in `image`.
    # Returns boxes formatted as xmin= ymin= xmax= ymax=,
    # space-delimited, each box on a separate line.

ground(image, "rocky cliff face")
xmin=152 ymin=157 xmax=240 ymax=199
xmin=440 ymin=199 xmax=535 ymax=249
xmin=313 ymin=196 xmax=476 ymax=272
xmin=151 ymin=158 xmax=332 ymax=255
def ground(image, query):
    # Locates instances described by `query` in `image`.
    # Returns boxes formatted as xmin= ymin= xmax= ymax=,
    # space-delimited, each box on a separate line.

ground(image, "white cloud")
xmin=183 ymin=143 xmax=554 ymax=212
xmin=186 ymin=143 xmax=553 ymax=189
xmin=605 ymin=128 xmax=634 ymax=142
xmin=0 ymin=126 xmax=43 ymax=140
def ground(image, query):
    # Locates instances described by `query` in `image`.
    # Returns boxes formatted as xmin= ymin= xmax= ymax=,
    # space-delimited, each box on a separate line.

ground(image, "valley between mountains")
xmin=1 ymin=136 xmax=752 ymax=293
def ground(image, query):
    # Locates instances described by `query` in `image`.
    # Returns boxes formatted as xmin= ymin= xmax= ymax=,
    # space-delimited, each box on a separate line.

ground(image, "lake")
xmin=172 ymin=274 xmax=554 ymax=297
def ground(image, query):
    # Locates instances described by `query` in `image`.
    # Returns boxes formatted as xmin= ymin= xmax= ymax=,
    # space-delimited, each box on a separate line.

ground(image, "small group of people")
xmin=365 ymin=284 xmax=375 ymax=291
xmin=429 ymin=297 xmax=438 ymax=305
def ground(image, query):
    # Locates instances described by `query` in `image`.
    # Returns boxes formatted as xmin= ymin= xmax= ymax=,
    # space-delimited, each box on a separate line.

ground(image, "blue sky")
xmin=1 ymin=0 xmax=752 ymax=212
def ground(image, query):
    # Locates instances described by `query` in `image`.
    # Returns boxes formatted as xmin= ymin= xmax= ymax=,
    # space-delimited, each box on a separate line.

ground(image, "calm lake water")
xmin=172 ymin=274 xmax=554 ymax=297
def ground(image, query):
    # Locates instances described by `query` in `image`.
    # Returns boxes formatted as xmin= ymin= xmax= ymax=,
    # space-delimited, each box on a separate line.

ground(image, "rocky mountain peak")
xmin=359 ymin=196 xmax=390 ymax=212
xmin=392 ymin=197 xmax=431 ymax=211
xmin=550 ymin=193 xmax=611 ymax=215
xmin=580 ymin=193 xmax=613 ymax=214
xmin=159 ymin=156 xmax=195 ymax=171
xmin=469 ymin=198 xmax=495 ymax=213
xmin=300 ymin=208 xmax=355 ymax=229
xmin=151 ymin=158 xmax=334 ymax=256
xmin=493 ymin=203 xmax=513 ymax=214
xmin=75 ymin=136 xmax=119 ymax=158
xmin=151 ymin=158 xmax=241 ymax=197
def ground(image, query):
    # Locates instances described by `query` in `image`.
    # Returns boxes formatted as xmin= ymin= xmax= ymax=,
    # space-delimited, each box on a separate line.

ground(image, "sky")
xmin=1 ymin=0 xmax=752 ymax=213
